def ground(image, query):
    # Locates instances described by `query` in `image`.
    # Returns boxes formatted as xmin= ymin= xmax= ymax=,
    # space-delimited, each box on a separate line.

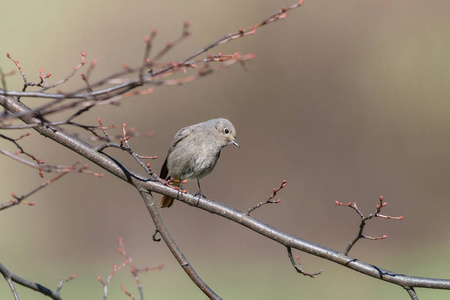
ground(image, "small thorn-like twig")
xmin=150 ymin=22 xmax=190 ymax=64
xmin=6 ymin=52 xmax=34 ymax=94
xmin=85 ymin=58 xmax=97 ymax=81
xmin=38 ymin=68 xmax=52 ymax=88
xmin=287 ymin=247 xmax=322 ymax=278
xmin=246 ymin=179 xmax=286 ymax=215
xmin=121 ymin=285 xmax=135 ymax=300
xmin=0 ymin=65 xmax=16 ymax=91
xmin=56 ymin=274 xmax=76 ymax=294
xmin=98 ymin=117 xmax=111 ymax=142
xmin=39 ymin=52 xmax=86 ymax=92
xmin=152 ymin=229 xmax=161 ymax=242
xmin=139 ymin=30 xmax=157 ymax=80
xmin=335 ymin=195 xmax=403 ymax=255
xmin=80 ymin=72 xmax=93 ymax=93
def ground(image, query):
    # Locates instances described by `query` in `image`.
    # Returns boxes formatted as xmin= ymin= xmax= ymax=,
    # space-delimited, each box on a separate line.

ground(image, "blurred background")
xmin=1 ymin=0 xmax=450 ymax=299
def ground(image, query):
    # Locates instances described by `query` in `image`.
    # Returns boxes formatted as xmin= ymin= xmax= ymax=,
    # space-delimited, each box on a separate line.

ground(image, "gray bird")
xmin=159 ymin=118 xmax=239 ymax=208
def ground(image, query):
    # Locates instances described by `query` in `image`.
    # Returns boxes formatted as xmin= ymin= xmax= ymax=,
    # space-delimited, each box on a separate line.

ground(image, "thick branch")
xmin=0 ymin=262 xmax=62 ymax=300
xmin=139 ymin=190 xmax=221 ymax=299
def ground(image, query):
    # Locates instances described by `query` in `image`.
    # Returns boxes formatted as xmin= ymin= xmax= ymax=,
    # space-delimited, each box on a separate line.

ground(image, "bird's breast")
xmin=167 ymin=143 xmax=220 ymax=180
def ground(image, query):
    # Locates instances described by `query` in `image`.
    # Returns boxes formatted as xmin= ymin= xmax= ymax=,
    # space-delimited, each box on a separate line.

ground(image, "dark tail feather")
xmin=159 ymin=157 xmax=174 ymax=208
xmin=159 ymin=195 xmax=175 ymax=208
xmin=159 ymin=178 xmax=179 ymax=208
xmin=159 ymin=166 xmax=179 ymax=208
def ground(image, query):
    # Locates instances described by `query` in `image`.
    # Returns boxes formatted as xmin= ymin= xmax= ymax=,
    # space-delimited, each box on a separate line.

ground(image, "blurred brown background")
xmin=1 ymin=1 xmax=450 ymax=299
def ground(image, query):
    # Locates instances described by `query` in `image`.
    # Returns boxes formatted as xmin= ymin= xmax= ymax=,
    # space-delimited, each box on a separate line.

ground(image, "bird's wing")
xmin=159 ymin=156 xmax=169 ymax=179
xmin=159 ymin=126 xmax=196 ymax=179
xmin=169 ymin=126 xmax=196 ymax=150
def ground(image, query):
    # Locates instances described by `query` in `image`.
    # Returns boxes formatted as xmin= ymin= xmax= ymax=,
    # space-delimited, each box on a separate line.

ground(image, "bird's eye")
xmin=224 ymin=128 xmax=230 ymax=134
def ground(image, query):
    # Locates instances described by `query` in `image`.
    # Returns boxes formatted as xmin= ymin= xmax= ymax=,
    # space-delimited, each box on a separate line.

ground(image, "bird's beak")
xmin=231 ymin=139 xmax=240 ymax=148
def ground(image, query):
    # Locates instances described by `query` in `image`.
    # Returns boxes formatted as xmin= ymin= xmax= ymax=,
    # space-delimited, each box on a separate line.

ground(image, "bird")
xmin=159 ymin=118 xmax=239 ymax=208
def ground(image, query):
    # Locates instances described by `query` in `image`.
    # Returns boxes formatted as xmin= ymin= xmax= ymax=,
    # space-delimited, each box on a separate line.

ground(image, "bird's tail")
xmin=159 ymin=179 xmax=180 ymax=208
xmin=159 ymin=195 xmax=174 ymax=208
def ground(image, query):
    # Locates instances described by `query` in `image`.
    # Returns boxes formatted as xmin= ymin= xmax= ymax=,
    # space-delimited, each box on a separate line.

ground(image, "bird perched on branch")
xmin=159 ymin=118 xmax=239 ymax=208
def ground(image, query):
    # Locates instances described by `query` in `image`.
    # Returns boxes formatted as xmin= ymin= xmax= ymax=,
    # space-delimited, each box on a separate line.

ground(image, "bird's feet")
xmin=193 ymin=190 xmax=207 ymax=205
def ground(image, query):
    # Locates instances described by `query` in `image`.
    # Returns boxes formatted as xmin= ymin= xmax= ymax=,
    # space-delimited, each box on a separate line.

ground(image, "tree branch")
xmin=0 ymin=262 xmax=63 ymax=300
xmin=139 ymin=190 xmax=221 ymax=299
xmin=1 ymin=2 xmax=448 ymax=298
xmin=3 ymin=91 xmax=450 ymax=298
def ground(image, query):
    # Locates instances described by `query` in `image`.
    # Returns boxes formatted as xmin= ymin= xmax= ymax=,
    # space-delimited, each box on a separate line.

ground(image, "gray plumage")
xmin=159 ymin=118 xmax=239 ymax=208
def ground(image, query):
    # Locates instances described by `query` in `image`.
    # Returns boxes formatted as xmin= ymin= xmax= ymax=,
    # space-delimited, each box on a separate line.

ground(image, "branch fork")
xmin=335 ymin=195 xmax=403 ymax=255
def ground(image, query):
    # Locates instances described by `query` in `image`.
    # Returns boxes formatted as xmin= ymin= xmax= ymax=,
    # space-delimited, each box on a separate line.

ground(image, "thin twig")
xmin=287 ymin=247 xmax=322 ymax=278
xmin=0 ymin=66 xmax=16 ymax=91
xmin=0 ymin=163 xmax=102 ymax=211
xmin=0 ymin=262 xmax=66 ymax=300
xmin=39 ymin=52 xmax=86 ymax=92
xmin=56 ymin=275 xmax=76 ymax=295
xmin=335 ymin=196 xmax=403 ymax=255
xmin=117 ymin=238 xmax=163 ymax=300
xmin=246 ymin=179 xmax=286 ymax=215
xmin=0 ymin=132 xmax=44 ymax=176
